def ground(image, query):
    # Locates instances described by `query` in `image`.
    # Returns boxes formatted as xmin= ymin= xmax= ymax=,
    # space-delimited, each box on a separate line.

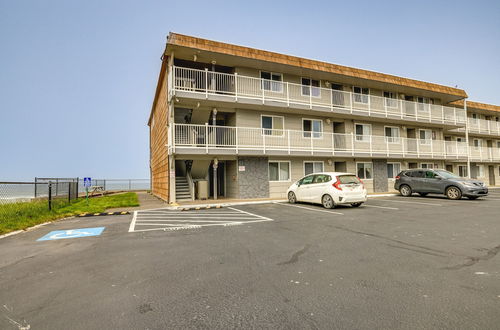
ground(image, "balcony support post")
xmin=234 ymin=72 xmax=238 ymax=102
xmin=205 ymin=123 xmax=209 ymax=154
xmin=205 ymin=68 xmax=208 ymax=99
xmin=464 ymin=99 xmax=471 ymax=178
xmin=287 ymin=130 xmax=290 ymax=155
xmin=351 ymin=132 xmax=355 ymax=156
xmin=286 ymin=83 xmax=289 ymax=107
xmin=235 ymin=126 xmax=239 ymax=154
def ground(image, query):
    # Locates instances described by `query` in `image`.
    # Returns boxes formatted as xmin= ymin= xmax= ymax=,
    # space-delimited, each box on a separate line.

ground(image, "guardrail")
xmin=171 ymin=66 xmax=467 ymax=126
xmin=173 ymin=123 xmax=469 ymax=159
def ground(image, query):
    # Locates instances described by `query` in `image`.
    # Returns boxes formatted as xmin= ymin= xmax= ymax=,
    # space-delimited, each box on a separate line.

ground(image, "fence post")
xmin=129 ymin=179 xmax=131 ymax=191
xmin=48 ymin=183 xmax=52 ymax=211
xmin=34 ymin=177 xmax=37 ymax=198
xmin=103 ymin=180 xmax=106 ymax=191
xmin=56 ymin=178 xmax=59 ymax=196
xmin=76 ymin=177 xmax=79 ymax=199
xmin=68 ymin=182 xmax=71 ymax=203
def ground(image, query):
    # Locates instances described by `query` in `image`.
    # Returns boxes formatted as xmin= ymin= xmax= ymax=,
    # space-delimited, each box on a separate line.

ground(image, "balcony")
xmin=469 ymin=146 xmax=500 ymax=162
xmin=170 ymin=66 xmax=467 ymax=127
xmin=172 ymin=124 xmax=469 ymax=160
xmin=452 ymin=118 xmax=500 ymax=136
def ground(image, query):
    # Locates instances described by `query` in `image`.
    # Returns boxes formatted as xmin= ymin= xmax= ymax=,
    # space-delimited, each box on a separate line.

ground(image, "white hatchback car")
xmin=286 ymin=172 xmax=367 ymax=208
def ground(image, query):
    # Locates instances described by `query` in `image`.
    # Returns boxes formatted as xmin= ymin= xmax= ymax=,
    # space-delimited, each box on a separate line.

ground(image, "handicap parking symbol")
xmin=37 ymin=227 xmax=105 ymax=241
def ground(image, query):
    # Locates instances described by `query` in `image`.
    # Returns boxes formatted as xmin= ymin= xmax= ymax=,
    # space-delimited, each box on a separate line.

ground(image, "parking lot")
xmin=0 ymin=190 xmax=499 ymax=329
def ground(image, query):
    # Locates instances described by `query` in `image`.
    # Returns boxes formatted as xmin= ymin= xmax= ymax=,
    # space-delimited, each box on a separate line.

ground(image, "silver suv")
xmin=394 ymin=169 xmax=488 ymax=200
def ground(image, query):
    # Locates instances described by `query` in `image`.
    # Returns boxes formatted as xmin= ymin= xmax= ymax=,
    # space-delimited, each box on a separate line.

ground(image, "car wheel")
xmin=288 ymin=191 xmax=297 ymax=204
xmin=399 ymin=185 xmax=412 ymax=197
xmin=322 ymin=194 xmax=335 ymax=209
xmin=351 ymin=202 xmax=362 ymax=207
xmin=446 ymin=186 xmax=462 ymax=200
xmin=418 ymin=193 xmax=428 ymax=197
xmin=467 ymin=196 xmax=479 ymax=200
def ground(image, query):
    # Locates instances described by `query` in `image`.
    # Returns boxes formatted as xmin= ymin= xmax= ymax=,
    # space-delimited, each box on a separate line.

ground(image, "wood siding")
xmin=149 ymin=60 xmax=169 ymax=201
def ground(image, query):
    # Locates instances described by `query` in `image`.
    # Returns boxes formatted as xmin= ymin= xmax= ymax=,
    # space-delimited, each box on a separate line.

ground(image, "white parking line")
xmin=363 ymin=204 xmax=399 ymax=210
xmin=273 ymin=202 xmax=344 ymax=215
xmin=377 ymin=199 xmax=442 ymax=206
xmin=129 ymin=207 xmax=273 ymax=233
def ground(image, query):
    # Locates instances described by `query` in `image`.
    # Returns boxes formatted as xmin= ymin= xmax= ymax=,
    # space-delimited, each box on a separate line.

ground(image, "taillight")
xmin=332 ymin=176 xmax=342 ymax=190
xmin=357 ymin=176 xmax=365 ymax=189
xmin=395 ymin=175 xmax=400 ymax=180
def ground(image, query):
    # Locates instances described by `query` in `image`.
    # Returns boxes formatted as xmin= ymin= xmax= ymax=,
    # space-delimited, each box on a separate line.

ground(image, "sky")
xmin=0 ymin=0 xmax=499 ymax=181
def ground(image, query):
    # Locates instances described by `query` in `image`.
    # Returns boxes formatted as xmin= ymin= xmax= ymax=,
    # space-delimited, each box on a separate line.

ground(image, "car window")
xmin=338 ymin=175 xmax=360 ymax=184
xmin=414 ymin=171 xmax=425 ymax=178
xmin=299 ymin=175 xmax=314 ymax=185
xmin=425 ymin=171 xmax=437 ymax=179
xmin=313 ymin=175 xmax=331 ymax=184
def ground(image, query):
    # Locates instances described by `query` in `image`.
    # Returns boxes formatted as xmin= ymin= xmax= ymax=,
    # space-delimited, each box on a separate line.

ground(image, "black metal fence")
xmin=0 ymin=180 xmax=79 ymax=211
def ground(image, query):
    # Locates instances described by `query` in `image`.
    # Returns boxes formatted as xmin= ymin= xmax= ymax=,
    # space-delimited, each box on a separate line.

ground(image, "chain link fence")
xmin=77 ymin=179 xmax=150 ymax=192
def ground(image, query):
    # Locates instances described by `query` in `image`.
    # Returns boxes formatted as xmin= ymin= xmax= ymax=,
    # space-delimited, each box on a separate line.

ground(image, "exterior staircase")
xmin=175 ymin=176 xmax=192 ymax=201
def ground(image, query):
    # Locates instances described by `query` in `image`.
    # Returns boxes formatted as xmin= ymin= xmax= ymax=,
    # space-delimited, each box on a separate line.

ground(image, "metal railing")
xmin=453 ymin=118 xmax=500 ymax=136
xmin=171 ymin=66 xmax=467 ymax=125
xmin=77 ymin=179 xmax=150 ymax=192
xmin=173 ymin=123 xmax=470 ymax=160
xmin=469 ymin=146 xmax=500 ymax=162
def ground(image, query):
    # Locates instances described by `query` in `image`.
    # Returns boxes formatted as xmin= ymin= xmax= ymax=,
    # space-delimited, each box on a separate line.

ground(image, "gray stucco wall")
xmin=373 ymin=159 xmax=388 ymax=192
xmin=237 ymin=157 xmax=269 ymax=199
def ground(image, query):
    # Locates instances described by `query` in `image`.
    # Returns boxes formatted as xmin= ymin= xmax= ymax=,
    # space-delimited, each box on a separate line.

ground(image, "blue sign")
xmin=37 ymin=227 xmax=105 ymax=241
xmin=83 ymin=177 xmax=92 ymax=188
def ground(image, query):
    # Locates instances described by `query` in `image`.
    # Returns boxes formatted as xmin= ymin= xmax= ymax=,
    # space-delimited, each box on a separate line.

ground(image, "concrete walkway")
xmin=107 ymin=191 xmax=168 ymax=212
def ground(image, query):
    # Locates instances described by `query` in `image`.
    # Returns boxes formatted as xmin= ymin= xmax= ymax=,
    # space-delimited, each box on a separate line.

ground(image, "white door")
xmin=296 ymin=175 xmax=315 ymax=201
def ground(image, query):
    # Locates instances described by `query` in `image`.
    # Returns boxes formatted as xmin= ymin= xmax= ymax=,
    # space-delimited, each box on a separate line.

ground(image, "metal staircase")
xmin=175 ymin=176 xmax=192 ymax=201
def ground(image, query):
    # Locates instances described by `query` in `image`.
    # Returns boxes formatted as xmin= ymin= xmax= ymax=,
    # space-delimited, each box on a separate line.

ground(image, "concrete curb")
xmin=77 ymin=211 xmax=130 ymax=217
xmin=165 ymin=199 xmax=289 ymax=211
xmin=0 ymin=216 xmax=76 ymax=240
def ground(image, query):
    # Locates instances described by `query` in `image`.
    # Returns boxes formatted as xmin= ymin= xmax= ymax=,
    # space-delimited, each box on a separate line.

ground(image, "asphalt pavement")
xmin=1 ymin=191 xmax=499 ymax=329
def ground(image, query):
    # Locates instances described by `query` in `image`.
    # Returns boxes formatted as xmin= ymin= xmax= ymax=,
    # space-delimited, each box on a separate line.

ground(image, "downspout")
xmin=212 ymin=108 xmax=218 ymax=200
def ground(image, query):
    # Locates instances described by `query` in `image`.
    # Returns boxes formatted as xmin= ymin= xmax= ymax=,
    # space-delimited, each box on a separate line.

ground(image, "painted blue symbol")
xmin=37 ymin=227 xmax=105 ymax=241
xmin=83 ymin=177 xmax=92 ymax=188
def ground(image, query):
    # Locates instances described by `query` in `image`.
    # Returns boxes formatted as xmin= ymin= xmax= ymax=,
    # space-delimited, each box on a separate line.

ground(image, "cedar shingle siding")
xmin=149 ymin=60 xmax=169 ymax=201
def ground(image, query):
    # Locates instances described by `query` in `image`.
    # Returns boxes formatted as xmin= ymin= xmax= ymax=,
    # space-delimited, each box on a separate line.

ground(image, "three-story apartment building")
xmin=148 ymin=33 xmax=499 ymax=202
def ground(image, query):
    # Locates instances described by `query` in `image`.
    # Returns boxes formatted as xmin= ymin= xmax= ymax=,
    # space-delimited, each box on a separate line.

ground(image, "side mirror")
xmin=436 ymin=176 xmax=442 ymax=180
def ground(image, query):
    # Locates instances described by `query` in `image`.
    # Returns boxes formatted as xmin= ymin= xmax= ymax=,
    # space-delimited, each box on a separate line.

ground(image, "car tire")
xmin=399 ymin=185 xmax=412 ymax=197
xmin=467 ymin=196 xmax=479 ymax=200
xmin=446 ymin=186 xmax=462 ymax=200
xmin=288 ymin=191 xmax=297 ymax=204
xmin=418 ymin=193 xmax=428 ymax=197
xmin=322 ymin=194 xmax=335 ymax=209
xmin=351 ymin=202 xmax=362 ymax=207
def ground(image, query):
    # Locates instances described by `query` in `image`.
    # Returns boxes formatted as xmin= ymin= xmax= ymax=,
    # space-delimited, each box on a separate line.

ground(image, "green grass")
xmin=0 ymin=192 xmax=139 ymax=235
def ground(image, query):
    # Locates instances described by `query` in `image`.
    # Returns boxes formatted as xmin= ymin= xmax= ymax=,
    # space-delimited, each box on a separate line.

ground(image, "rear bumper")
xmin=337 ymin=194 xmax=368 ymax=204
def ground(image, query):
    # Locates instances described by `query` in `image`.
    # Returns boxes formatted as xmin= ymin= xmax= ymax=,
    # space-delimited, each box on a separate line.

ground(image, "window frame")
xmin=419 ymin=129 xmax=433 ymax=145
xmin=301 ymin=77 xmax=321 ymax=98
xmin=352 ymin=86 xmax=370 ymax=104
xmin=268 ymin=160 xmax=291 ymax=182
xmin=260 ymin=71 xmax=283 ymax=93
xmin=420 ymin=163 xmax=434 ymax=169
xmin=303 ymin=161 xmax=324 ymax=176
xmin=458 ymin=165 xmax=468 ymax=177
xmin=473 ymin=138 xmax=482 ymax=150
xmin=260 ymin=114 xmax=285 ymax=137
xmin=302 ymin=118 xmax=323 ymax=139
xmin=384 ymin=126 xmax=401 ymax=144
xmin=383 ymin=91 xmax=398 ymax=108
xmin=387 ymin=162 xmax=401 ymax=179
xmin=416 ymin=97 xmax=431 ymax=113
xmin=356 ymin=162 xmax=373 ymax=180
xmin=355 ymin=123 xmax=372 ymax=142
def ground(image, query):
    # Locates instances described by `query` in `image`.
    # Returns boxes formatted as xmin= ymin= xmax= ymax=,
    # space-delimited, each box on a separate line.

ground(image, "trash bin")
xmin=196 ymin=180 xmax=208 ymax=200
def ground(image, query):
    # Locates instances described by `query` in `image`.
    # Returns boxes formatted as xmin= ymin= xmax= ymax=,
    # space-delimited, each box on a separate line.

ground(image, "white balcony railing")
xmin=171 ymin=66 xmax=467 ymax=126
xmin=173 ymin=123 xmax=470 ymax=160
xmin=469 ymin=145 xmax=500 ymax=162
xmin=461 ymin=118 xmax=500 ymax=136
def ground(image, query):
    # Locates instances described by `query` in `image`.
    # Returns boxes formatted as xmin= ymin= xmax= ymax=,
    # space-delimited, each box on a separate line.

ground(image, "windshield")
xmin=434 ymin=170 xmax=460 ymax=179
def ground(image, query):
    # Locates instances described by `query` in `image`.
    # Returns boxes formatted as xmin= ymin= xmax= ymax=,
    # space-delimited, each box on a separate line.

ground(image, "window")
xmin=353 ymin=86 xmax=369 ymax=104
xmin=357 ymin=162 xmax=373 ymax=179
xmin=299 ymin=175 xmax=314 ymax=185
xmin=387 ymin=163 xmax=401 ymax=178
xmin=303 ymin=119 xmax=323 ymax=138
xmin=383 ymin=91 xmax=398 ymax=108
xmin=477 ymin=165 xmax=484 ymax=177
xmin=312 ymin=174 xmax=331 ymax=184
xmin=457 ymin=137 xmax=463 ymax=143
xmin=458 ymin=165 xmax=468 ymax=177
xmin=261 ymin=115 xmax=284 ymax=136
xmin=425 ymin=170 xmax=438 ymax=179
xmin=385 ymin=126 xmax=400 ymax=143
xmin=301 ymin=78 xmax=320 ymax=97
xmin=419 ymin=129 xmax=434 ymax=145
xmin=304 ymin=161 xmax=324 ymax=175
xmin=473 ymin=139 xmax=482 ymax=150
xmin=421 ymin=163 xmax=434 ymax=169
xmin=355 ymin=123 xmax=371 ymax=142
xmin=261 ymin=71 xmax=282 ymax=92
xmin=417 ymin=97 xmax=431 ymax=112
xmin=497 ymin=141 xmax=500 ymax=149
xmin=268 ymin=161 xmax=290 ymax=181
